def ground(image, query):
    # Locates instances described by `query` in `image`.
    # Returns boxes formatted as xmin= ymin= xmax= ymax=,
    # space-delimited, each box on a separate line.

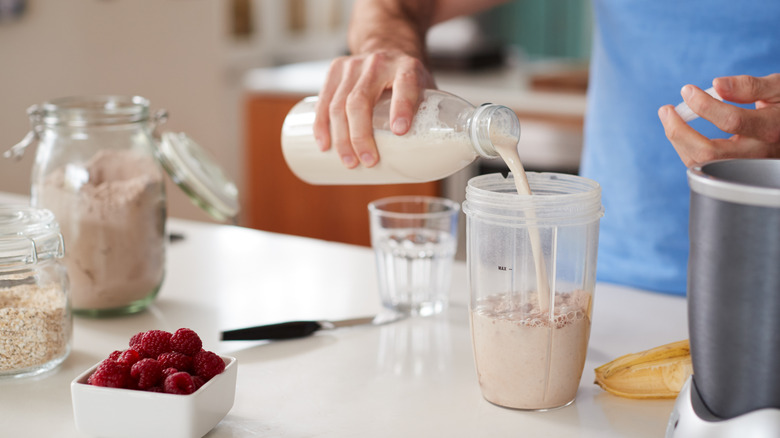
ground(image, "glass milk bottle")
xmin=281 ymin=90 xmax=520 ymax=184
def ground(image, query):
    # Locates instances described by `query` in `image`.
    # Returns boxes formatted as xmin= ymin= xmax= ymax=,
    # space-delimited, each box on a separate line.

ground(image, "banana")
xmin=594 ymin=339 xmax=693 ymax=399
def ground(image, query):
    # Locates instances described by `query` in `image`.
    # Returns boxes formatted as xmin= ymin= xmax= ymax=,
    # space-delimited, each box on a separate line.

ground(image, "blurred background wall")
xmin=482 ymin=0 xmax=592 ymax=61
xmin=0 ymin=0 xmax=590 ymax=223
xmin=0 ymin=0 xmax=354 ymax=222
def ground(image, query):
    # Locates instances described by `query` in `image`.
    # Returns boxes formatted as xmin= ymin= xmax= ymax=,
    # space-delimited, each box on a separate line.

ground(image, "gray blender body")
xmin=668 ymin=159 xmax=780 ymax=437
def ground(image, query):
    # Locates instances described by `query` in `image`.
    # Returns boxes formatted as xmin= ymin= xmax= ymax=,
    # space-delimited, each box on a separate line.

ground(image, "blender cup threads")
xmin=463 ymin=172 xmax=603 ymax=410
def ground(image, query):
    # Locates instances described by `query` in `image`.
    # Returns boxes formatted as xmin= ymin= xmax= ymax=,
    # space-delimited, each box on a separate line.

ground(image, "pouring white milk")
xmin=283 ymin=89 xmax=593 ymax=410
xmin=492 ymin=138 xmax=551 ymax=313
xmin=282 ymin=89 xmax=549 ymax=309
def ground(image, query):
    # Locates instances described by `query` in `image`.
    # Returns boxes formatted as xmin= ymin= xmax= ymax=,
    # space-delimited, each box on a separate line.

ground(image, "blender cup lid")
xmin=158 ymin=132 xmax=240 ymax=222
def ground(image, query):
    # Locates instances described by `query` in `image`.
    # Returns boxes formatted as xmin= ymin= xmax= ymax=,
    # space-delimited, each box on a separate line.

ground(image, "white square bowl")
xmin=71 ymin=355 xmax=237 ymax=438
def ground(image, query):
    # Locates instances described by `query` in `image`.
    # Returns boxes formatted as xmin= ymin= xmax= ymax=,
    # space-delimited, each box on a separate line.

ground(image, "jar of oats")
xmin=0 ymin=206 xmax=71 ymax=379
xmin=7 ymin=95 xmax=238 ymax=317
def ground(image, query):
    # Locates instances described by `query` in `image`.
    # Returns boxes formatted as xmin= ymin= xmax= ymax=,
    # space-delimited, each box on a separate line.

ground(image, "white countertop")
xmin=0 ymin=192 xmax=688 ymax=437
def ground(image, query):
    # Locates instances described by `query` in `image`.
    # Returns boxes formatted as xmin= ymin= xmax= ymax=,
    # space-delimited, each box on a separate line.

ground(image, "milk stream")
xmin=493 ymin=138 xmax=551 ymax=314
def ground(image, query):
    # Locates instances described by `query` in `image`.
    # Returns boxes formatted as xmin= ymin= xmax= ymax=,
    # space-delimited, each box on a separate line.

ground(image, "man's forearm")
xmin=347 ymin=0 xmax=510 ymax=58
xmin=347 ymin=0 xmax=435 ymax=59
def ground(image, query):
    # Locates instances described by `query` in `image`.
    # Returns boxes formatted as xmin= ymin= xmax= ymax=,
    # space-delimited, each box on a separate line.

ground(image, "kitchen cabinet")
xmin=243 ymin=92 xmax=439 ymax=246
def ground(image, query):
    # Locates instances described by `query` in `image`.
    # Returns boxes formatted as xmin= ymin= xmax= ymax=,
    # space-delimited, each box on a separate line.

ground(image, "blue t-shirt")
xmin=581 ymin=1 xmax=780 ymax=295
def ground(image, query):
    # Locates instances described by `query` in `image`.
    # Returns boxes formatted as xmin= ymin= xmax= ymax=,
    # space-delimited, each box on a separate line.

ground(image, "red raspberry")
xmin=164 ymin=371 xmax=196 ymax=395
xmin=117 ymin=349 xmax=142 ymax=368
xmin=192 ymin=375 xmax=206 ymax=391
xmin=107 ymin=350 xmax=123 ymax=362
xmin=130 ymin=358 xmax=163 ymax=390
xmin=139 ymin=330 xmax=172 ymax=358
xmin=129 ymin=332 xmax=144 ymax=349
xmin=88 ymin=359 xmax=131 ymax=388
xmin=162 ymin=367 xmax=179 ymax=379
xmin=193 ymin=350 xmax=225 ymax=381
xmin=170 ymin=328 xmax=202 ymax=356
xmin=158 ymin=352 xmax=193 ymax=373
xmin=91 ymin=358 xmax=116 ymax=375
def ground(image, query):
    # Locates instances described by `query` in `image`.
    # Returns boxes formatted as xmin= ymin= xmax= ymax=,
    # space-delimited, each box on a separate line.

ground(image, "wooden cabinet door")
xmin=243 ymin=93 xmax=440 ymax=247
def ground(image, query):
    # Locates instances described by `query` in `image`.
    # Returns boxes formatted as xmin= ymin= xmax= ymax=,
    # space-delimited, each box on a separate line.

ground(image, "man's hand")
xmin=313 ymin=49 xmax=435 ymax=169
xmin=659 ymin=73 xmax=780 ymax=167
xmin=312 ymin=0 xmax=506 ymax=169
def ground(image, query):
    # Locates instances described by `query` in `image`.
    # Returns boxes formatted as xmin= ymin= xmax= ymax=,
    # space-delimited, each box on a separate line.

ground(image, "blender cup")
xmin=688 ymin=159 xmax=780 ymax=419
xmin=666 ymin=159 xmax=780 ymax=438
xmin=463 ymin=172 xmax=603 ymax=410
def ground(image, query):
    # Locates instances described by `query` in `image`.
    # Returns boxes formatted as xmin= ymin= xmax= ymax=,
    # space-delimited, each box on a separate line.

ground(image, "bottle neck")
xmin=469 ymin=104 xmax=521 ymax=159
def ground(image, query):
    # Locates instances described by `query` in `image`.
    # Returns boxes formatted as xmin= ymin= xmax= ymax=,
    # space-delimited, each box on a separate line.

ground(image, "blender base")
xmin=666 ymin=376 xmax=780 ymax=438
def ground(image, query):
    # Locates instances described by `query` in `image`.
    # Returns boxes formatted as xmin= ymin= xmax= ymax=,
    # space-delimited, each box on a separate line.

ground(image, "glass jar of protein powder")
xmin=7 ymin=95 xmax=239 ymax=317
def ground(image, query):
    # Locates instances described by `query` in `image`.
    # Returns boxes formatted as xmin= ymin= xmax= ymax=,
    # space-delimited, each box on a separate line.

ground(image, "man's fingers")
xmin=389 ymin=57 xmax=432 ymax=136
xmin=344 ymin=52 xmax=399 ymax=167
xmin=659 ymin=104 xmax=717 ymax=167
xmin=682 ymin=84 xmax=780 ymax=143
xmin=329 ymin=58 xmax=365 ymax=168
xmin=314 ymin=58 xmax=348 ymax=152
xmin=713 ymin=73 xmax=780 ymax=104
xmin=345 ymin=87 xmax=379 ymax=167
xmin=313 ymin=50 xmax=437 ymax=169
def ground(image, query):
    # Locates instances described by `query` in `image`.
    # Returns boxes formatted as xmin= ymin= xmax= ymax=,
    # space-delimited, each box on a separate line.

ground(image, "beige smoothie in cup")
xmin=470 ymin=290 xmax=592 ymax=410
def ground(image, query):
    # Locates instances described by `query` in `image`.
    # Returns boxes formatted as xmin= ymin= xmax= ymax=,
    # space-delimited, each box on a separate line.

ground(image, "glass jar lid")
xmin=0 ymin=206 xmax=65 ymax=270
xmin=158 ymin=132 xmax=240 ymax=222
